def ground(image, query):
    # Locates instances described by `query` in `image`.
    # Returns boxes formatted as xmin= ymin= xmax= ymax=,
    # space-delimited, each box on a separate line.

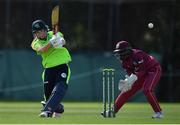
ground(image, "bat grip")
xmin=53 ymin=25 xmax=59 ymax=34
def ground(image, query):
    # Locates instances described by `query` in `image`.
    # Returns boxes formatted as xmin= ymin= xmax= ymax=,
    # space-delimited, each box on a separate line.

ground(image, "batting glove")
xmin=49 ymin=33 xmax=65 ymax=48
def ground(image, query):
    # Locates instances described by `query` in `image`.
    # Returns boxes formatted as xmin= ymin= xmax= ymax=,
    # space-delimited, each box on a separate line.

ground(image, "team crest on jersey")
xmin=61 ymin=73 xmax=67 ymax=78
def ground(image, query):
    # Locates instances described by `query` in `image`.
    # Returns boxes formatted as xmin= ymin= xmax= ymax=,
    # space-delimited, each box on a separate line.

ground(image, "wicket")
xmin=102 ymin=68 xmax=115 ymax=118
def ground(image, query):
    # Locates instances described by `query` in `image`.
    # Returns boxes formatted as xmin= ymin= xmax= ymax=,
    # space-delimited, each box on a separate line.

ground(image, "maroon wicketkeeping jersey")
xmin=121 ymin=49 xmax=160 ymax=78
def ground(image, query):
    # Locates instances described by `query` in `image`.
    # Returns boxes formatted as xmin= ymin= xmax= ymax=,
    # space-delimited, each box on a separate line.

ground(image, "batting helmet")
xmin=32 ymin=20 xmax=48 ymax=33
xmin=113 ymin=41 xmax=132 ymax=60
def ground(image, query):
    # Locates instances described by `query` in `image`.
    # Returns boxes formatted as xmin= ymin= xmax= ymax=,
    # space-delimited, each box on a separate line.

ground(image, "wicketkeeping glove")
xmin=118 ymin=74 xmax=138 ymax=93
xmin=118 ymin=79 xmax=125 ymax=91
xmin=118 ymin=79 xmax=132 ymax=93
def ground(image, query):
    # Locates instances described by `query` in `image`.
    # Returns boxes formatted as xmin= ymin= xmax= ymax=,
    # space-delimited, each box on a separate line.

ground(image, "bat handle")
xmin=53 ymin=26 xmax=59 ymax=34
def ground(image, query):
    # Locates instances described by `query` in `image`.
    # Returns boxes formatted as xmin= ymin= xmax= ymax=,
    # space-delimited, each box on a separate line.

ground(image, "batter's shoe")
xmin=41 ymin=101 xmax=46 ymax=107
xmin=41 ymin=101 xmax=64 ymax=114
xmin=152 ymin=111 xmax=163 ymax=119
xmin=39 ymin=111 xmax=52 ymax=118
xmin=52 ymin=112 xmax=61 ymax=118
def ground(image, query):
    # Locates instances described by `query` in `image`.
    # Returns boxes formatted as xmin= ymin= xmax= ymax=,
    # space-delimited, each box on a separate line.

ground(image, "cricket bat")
xmin=51 ymin=5 xmax=59 ymax=34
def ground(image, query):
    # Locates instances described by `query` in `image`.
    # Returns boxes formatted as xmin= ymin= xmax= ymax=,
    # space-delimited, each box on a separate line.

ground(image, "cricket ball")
xmin=148 ymin=23 xmax=154 ymax=29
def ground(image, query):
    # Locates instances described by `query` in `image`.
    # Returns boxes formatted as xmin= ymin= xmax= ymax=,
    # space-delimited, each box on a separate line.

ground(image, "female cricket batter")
xmin=113 ymin=41 xmax=163 ymax=118
xmin=31 ymin=20 xmax=71 ymax=118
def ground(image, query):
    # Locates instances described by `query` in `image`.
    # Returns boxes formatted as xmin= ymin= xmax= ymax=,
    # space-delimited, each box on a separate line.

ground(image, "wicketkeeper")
xmin=113 ymin=41 xmax=163 ymax=118
xmin=31 ymin=20 xmax=71 ymax=118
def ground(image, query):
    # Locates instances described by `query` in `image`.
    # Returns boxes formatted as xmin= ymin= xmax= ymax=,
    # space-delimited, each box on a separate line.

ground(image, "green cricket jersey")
xmin=31 ymin=31 xmax=71 ymax=68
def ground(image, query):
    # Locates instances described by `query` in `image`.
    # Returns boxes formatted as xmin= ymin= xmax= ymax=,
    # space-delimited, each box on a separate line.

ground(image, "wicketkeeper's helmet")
xmin=32 ymin=20 xmax=48 ymax=33
xmin=113 ymin=41 xmax=132 ymax=60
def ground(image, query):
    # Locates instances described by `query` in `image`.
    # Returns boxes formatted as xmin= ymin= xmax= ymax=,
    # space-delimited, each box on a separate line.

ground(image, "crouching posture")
xmin=31 ymin=20 xmax=71 ymax=118
xmin=113 ymin=41 xmax=163 ymax=119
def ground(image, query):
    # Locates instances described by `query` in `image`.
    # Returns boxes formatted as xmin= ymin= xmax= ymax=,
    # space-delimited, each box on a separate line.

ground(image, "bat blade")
xmin=51 ymin=5 xmax=59 ymax=34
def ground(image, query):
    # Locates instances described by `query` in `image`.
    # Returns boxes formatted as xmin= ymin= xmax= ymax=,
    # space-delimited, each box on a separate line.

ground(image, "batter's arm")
xmin=37 ymin=43 xmax=52 ymax=53
xmin=31 ymin=38 xmax=52 ymax=53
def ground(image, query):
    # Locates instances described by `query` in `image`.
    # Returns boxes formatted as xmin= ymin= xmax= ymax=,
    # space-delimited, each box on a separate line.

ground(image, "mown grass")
xmin=0 ymin=102 xmax=179 ymax=124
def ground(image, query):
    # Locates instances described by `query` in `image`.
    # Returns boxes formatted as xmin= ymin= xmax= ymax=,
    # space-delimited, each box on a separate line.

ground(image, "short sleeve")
xmin=31 ymin=38 xmax=41 ymax=51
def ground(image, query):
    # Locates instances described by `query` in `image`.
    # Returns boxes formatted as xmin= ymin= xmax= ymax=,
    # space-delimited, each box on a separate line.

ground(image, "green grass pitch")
xmin=0 ymin=102 xmax=179 ymax=124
